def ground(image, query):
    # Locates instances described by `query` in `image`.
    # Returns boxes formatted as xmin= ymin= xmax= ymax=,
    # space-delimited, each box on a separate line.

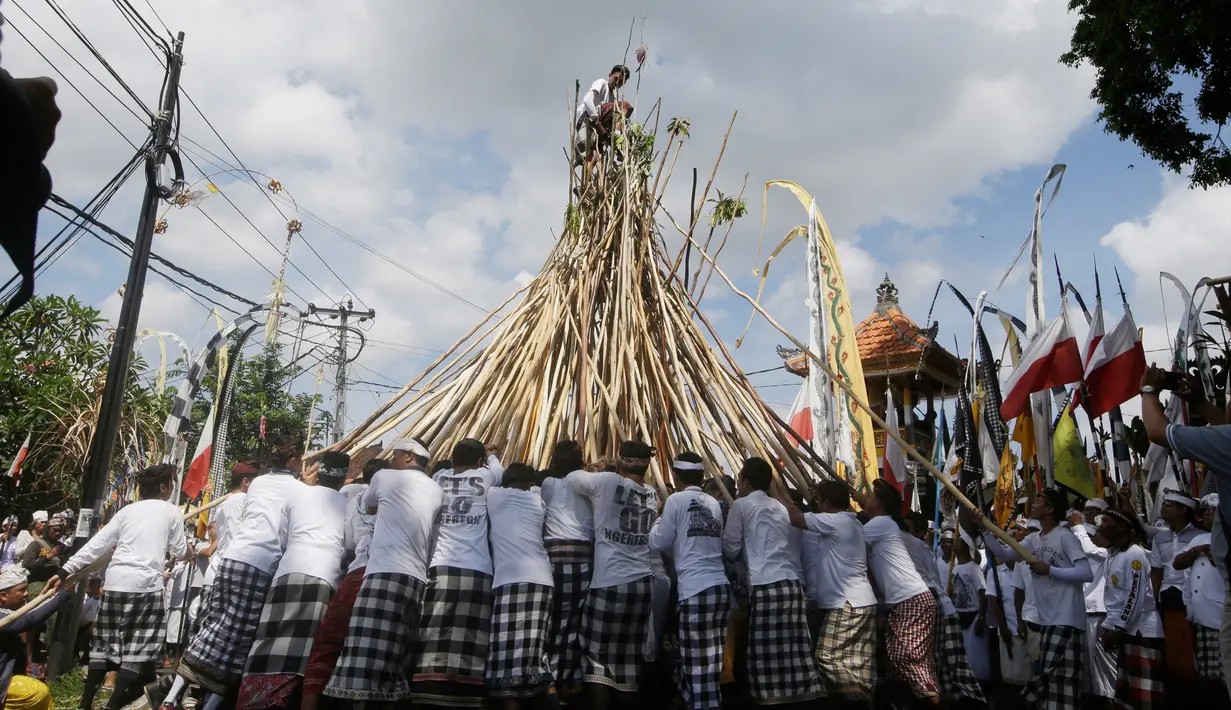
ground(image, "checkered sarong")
xmin=183 ymin=559 xmax=273 ymax=681
xmin=1021 ymin=624 xmax=1084 ymax=710
xmin=746 ymin=579 xmax=822 ymax=704
xmin=934 ymin=610 xmax=985 ymax=703
xmin=814 ymin=603 xmax=876 ymax=699
xmin=581 ymin=576 xmax=654 ymax=693
xmin=323 ymin=572 xmax=425 ymax=702
xmin=1195 ymin=623 xmax=1222 ymax=681
xmin=91 ymin=590 xmax=164 ymax=666
xmin=242 ymin=574 xmax=334 ymax=676
xmin=486 ymin=582 xmax=554 ymax=697
xmin=303 ymin=567 xmax=364 ymax=697
xmin=1116 ymin=635 xmax=1164 ymax=709
xmin=410 ymin=566 xmax=494 ymax=707
xmin=676 ymin=583 xmax=729 ymax=709
xmin=545 ymin=540 xmax=591 ymax=696
xmin=885 ymin=591 xmax=939 ymax=699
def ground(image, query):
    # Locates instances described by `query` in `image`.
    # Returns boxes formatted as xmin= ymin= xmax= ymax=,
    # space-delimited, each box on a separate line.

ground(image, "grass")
xmin=47 ymin=669 xmax=111 ymax=710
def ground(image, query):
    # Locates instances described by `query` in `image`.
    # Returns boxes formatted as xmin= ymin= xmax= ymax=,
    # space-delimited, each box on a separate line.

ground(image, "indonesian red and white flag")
xmin=1081 ymin=301 xmax=1105 ymax=367
xmin=1000 ymin=311 xmax=1083 ymax=422
xmin=1082 ymin=308 xmax=1147 ymax=418
xmin=786 ymin=380 xmax=814 ymax=446
xmin=882 ymin=387 xmax=908 ymax=493
xmin=6 ymin=433 xmax=30 ymax=483
xmin=182 ymin=407 xmax=215 ymax=499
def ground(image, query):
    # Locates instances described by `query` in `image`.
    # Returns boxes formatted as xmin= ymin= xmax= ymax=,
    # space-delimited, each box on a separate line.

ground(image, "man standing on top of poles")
xmin=574 ymin=64 xmax=632 ymax=170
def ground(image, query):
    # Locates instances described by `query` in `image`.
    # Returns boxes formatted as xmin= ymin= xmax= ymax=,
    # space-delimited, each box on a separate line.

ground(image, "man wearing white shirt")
xmin=411 ymin=438 xmax=504 ymax=708
xmin=723 ymin=458 xmax=821 ymax=706
xmin=180 ymin=434 xmax=306 ymax=710
xmin=980 ymin=488 xmax=1092 ymax=710
xmin=1096 ymin=507 xmax=1164 ymax=709
xmin=859 ymin=479 xmax=939 ymax=705
xmin=574 ymin=65 xmax=629 ymax=165
xmin=1150 ymin=489 xmax=1203 ymax=701
xmin=324 ymin=439 xmax=442 ymax=703
xmin=1067 ymin=506 xmax=1116 ymax=703
xmin=237 ymin=452 xmax=349 ymax=710
xmin=539 ymin=440 xmax=593 ymax=701
xmin=302 ymin=457 xmax=387 ymax=710
xmin=569 ymin=440 xmax=659 ymax=708
xmin=485 ymin=464 xmax=557 ymax=705
xmin=983 ymin=520 xmax=1028 ymax=694
xmin=776 ymin=479 xmax=877 ymax=705
xmin=1174 ymin=494 xmax=1230 ymax=706
xmin=66 ymin=464 xmax=191 ymax=710
xmin=649 ymin=452 xmax=729 ymax=710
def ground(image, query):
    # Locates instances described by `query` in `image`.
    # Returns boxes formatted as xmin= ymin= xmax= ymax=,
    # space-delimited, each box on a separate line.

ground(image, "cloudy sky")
xmin=4 ymin=0 xmax=1228 ymax=439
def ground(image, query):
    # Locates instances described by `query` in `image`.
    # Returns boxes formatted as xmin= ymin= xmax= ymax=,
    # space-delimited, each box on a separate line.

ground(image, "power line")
xmin=37 ymin=0 xmax=154 ymax=115
xmin=191 ymin=203 xmax=308 ymax=308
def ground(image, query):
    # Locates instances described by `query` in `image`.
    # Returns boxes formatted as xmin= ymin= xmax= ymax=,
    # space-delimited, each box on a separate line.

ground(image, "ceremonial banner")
xmin=1052 ymin=402 xmax=1098 ymax=500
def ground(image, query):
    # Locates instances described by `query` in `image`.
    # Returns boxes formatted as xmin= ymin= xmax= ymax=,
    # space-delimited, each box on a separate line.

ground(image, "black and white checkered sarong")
xmin=746 ymin=579 xmax=823 ymax=704
xmin=1021 ymin=624 xmax=1083 ymax=710
xmin=676 ymin=583 xmax=729 ymax=710
xmin=546 ymin=541 xmax=591 ymax=696
xmin=242 ymin=573 xmax=334 ymax=676
xmin=814 ymin=603 xmax=876 ymax=699
xmin=92 ymin=590 xmax=164 ymax=666
xmin=935 ymin=611 xmax=985 ymax=703
xmin=410 ymin=566 xmax=494 ymax=707
xmin=323 ymin=572 xmax=425 ymax=702
xmin=1196 ymin=623 xmax=1222 ymax=680
xmin=183 ymin=559 xmax=272 ymax=680
xmin=486 ymin=582 xmax=554 ymax=697
xmin=582 ymin=576 xmax=654 ymax=693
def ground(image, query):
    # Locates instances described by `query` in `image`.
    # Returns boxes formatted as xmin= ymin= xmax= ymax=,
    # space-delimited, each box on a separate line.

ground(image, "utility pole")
xmin=46 ymin=33 xmax=187 ymax=680
xmin=308 ymin=299 xmax=374 ymax=444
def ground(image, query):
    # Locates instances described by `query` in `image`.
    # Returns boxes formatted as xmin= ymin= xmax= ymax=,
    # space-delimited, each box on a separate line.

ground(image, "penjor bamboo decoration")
xmin=310 ymin=107 xmax=839 ymax=498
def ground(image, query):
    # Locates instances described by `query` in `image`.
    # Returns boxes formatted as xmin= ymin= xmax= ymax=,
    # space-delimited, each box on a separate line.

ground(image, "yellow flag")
xmin=993 ymin=443 xmax=1016 ymax=527
xmin=196 ymin=491 xmax=211 ymax=539
xmin=1053 ymin=403 xmax=1099 ymax=499
xmin=1012 ymin=412 xmax=1036 ymax=466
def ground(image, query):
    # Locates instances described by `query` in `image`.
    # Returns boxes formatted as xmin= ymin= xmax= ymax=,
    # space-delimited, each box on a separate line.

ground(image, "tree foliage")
xmin=1062 ymin=0 xmax=1231 ymax=188
xmin=0 ymin=295 xmax=166 ymax=510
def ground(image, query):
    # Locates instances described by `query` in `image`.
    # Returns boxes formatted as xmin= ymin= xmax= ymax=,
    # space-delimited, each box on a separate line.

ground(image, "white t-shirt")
xmin=986 ymin=563 xmax=1019 ymax=636
xmin=576 ymin=78 xmax=614 ymax=127
xmin=722 ymin=491 xmax=800 ymax=587
xmin=1010 ymin=562 xmax=1038 ymax=624
xmin=202 ymin=491 xmax=245 ymax=587
xmin=862 ymin=516 xmax=928 ymax=605
xmin=339 ymin=482 xmax=366 ymax=503
xmin=997 ymin=526 xmax=1088 ymax=629
xmin=361 ymin=468 xmax=443 ymax=581
xmin=487 ymin=487 xmax=553 ymax=589
xmin=275 ymin=485 xmax=348 ymax=587
xmin=1103 ymin=545 xmax=1162 ymax=638
xmin=1181 ymin=533 xmax=1225 ymax=629
xmin=950 ymin=561 xmax=986 ymax=613
xmin=801 ymin=511 xmax=877 ymax=610
xmin=569 ymin=470 xmax=658 ymax=589
xmin=63 ymin=499 xmax=187 ymax=593
xmin=1150 ymin=524 xmax=1204 ymax=594
xmin=1071 ymin=524 xmax=1108 ymax=613
xmin=540 ymin=473 xmax=594 ymax=543
xmin=648 ymin=487 xmax=727 ymax=600
xmin=343 ymin=484 xmax=375 ymax=575
xmin=429 ymin=465 xmax=503 ymax=575
xmin=903 ymin=533 xmax=956 ymax=615
xmin=223 ymin=471 xmax=305 ymax=574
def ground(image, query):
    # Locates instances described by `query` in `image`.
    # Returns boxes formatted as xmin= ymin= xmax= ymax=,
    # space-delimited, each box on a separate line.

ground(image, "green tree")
xmin=185 ymin=339 xmax=328 ymax=468
xmin=1062 ymin=0 xmax=1231 ymax=188
xmin=0 ymin=295 xmax=167 ymax=509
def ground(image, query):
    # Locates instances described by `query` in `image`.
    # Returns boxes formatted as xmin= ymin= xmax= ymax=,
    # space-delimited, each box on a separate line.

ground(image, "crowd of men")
xmin=0 ymin=379 xmax=1226 ymax=710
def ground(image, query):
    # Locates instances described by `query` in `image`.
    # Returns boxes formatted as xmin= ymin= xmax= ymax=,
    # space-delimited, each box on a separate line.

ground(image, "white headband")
xmin=0 ymin=565 xmax=28 ymax=591
xmin=1163 ymin=491 xmax=1197 ymax=509
xmin=1201 ymin=493 xmax=1220 ymax=509
xmin=672 ymin=460 xmax=704 ymax=471
xmin=1084 ymin=499 xmax=1108 ymax=511
xmin=31 ymin=511 xmax=48 ymax=523
xmin=392 ymin=439 xmax=430 ymax=459
xmin=1026 ymin=519 xmax=1042 ymax=531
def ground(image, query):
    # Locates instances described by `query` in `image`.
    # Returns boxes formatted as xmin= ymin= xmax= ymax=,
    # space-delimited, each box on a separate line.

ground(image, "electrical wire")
xmin=37 ymin=0 xmax=155 ymax=115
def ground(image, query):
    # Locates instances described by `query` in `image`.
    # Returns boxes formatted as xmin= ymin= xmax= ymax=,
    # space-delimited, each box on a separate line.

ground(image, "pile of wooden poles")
xmin=325 ymin=110 xmax=835 ymax=496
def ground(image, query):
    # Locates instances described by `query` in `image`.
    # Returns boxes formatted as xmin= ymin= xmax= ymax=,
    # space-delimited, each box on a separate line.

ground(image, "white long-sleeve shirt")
xmin=722 ymin=491 xmax=799 ymax=588
xmin=1071 ymin=524 xmax=1108 ymax=613
xmin=1181 ymin=533 xmax=1225 ymax=629
xmin=575 ymin=78 xmax=613 ymax=128
xmin=982 ymin=526 xmax=1091 ymax=629
xmin=222 ymin=471 xmax=304 ymax=575
xmin=275 ymin=485 xmax=347 ymax=588
xmin=1150 ymin=523 xmax=1203 ymax=594
xmin=63 ymin=499 xmax=187 ymax=593
xmin=648 ymin=487 xmax=727 ymax=600
xmin=1102 ymin=545 xmax=1162 ymax=637
xmin=361 ymin=467 xmax=443 ymax=581
xmin=343 ymin=484 xmax=375 ymax=575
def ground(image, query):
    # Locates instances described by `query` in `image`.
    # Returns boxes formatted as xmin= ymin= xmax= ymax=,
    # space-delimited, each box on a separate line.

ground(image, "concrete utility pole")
xmin=47 ymin=33 xmax=187 ymax=680
xmin=307 ymin=299 xmax=374 ymax=444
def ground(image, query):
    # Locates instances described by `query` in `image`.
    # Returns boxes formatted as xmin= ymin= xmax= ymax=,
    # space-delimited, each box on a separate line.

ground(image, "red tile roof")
xmin=855 ymin=306 xmax=934 ymax=372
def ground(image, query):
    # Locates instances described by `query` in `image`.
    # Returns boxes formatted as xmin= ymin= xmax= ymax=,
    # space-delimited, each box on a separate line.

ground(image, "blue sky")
xmin=7 ymin=0 xmax=1228 ymax=446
